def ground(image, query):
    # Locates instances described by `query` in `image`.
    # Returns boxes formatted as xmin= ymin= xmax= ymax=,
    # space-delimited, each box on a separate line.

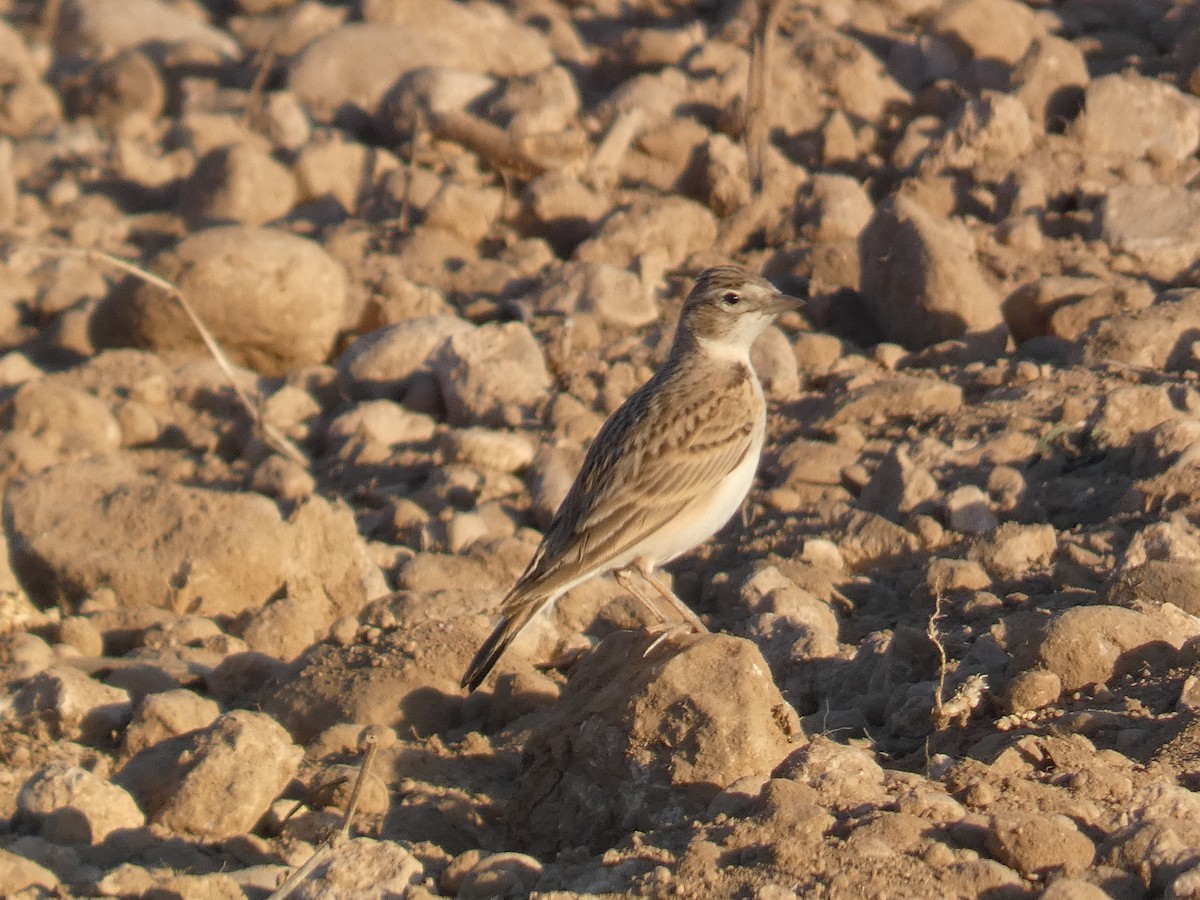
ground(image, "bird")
xmin=461 ymin=264 xmax=801 ymax=692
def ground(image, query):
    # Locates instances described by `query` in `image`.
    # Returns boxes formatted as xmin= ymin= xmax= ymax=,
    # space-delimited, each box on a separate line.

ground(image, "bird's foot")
xmin=642 ymin=621 xmax=701 ymax=657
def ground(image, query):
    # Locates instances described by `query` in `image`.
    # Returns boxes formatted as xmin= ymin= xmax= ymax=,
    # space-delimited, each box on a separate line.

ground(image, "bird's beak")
xmin=765 ymin=293 xmax=805 ymax=316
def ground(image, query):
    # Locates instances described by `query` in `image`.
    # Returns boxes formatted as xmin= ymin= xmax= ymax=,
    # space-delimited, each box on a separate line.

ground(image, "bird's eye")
xmin=722 ymin=291 xmax=741 ymax=306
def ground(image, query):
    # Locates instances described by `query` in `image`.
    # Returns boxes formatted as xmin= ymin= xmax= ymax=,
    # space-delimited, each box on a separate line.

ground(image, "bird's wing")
xmin=502 ymin=366 xmax=758 ymax=609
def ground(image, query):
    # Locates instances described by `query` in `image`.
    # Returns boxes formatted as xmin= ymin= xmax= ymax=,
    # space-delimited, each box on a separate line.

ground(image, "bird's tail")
xmin=461 ymin=604 xmax=537 ymax=692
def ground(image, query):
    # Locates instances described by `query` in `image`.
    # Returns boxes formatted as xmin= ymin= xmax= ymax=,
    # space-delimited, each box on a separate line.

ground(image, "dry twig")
xmin=267 ymin=727 xmax=385 ymax=900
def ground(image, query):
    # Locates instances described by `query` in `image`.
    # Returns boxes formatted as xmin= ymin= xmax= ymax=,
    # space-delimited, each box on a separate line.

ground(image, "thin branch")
xmin=267 ymin=727 xmax=384 ymax=900
xmin=928 ymin=589 xmax=949 ymax=730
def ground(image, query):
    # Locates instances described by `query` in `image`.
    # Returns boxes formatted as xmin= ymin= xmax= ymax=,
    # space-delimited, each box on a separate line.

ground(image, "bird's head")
xmin=674 ymin=265 xmax=802 ymax=356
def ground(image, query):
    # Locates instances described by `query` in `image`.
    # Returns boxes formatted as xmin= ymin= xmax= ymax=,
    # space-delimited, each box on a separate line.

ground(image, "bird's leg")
xmin=614 ymin=567 xmax=671 ymax=626
xmin=615 ymin=567 xmax=692 ymax=657
xmin=634 ymin=560 xmax=709 ymax=634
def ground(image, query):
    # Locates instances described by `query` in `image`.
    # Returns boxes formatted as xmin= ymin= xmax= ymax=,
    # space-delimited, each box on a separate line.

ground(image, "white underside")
xmin=539 ymin=389 xmax=767 ymax=608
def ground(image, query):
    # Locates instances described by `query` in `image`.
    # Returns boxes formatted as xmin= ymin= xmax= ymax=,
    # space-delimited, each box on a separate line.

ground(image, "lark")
xmin=461 ymin=265 xmax=800 ymax=692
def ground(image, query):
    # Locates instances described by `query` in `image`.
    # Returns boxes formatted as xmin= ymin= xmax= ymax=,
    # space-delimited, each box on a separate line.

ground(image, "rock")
xmin=122 ymin=688 xmax=221 ymax=756
xmin=1016 ymin=605 xmax=1188 ymax=693
xmin=1040 ymin=879 xmax=1111 ymax=900
xmin=117 ymin=710 xmax=302 ymax=839
xmin=987 ymin=811 xmax=1095 ymax=877
xmin=5 ymin=457 xmax=383 ymax=617
xmin=289 ymin=16 xmax=551 ymax=124
xmin=1074 ymin=73 xmax=1200 ymax=162
xmin=1112 ymin=561 xmax=1200 ymax=618
xmin=737 ymin=566 xmax=840 ymax=664
xmin=1098 ymin=187 xmax=1200 ymax=281
xmin=443 ymin=428 xmax=535 ymax=474
xmin=798 ymin=174 xmax=874 ymax=243
xmin=95 ymin=226 xmax=346 ymax=376
xmin=1010 ymin=35 xmax=1088 ymax=129
xmin=240 ymin=587 xmax=331 ymax=661
xmin=178 ymin=143 xmax=298 ymax=227
xmin=920 ymin=92 xmax=1035 ymax=177
xmin=575 ymin=195 xmax=718 ymax=270
xmin=327 ymin=401 xmax=436 ymax=448
xmin=931 ymin=0 xmax=1042 ymax=68
xmin=294 ymin=137 xmax=397 ymax=215
xmin=859 ymin=194 xmax=1005 ymax=351
xmin=1005 ymin=668 xmax=1062 ymax=714
xmin=59 ymin=0 xmax=240 ymax=59
xmin=945 ymin=485 xmax=1000 ymax=535
xmin=1110 ymin=819 xmax=1200 ymax=894
xmin=511 ymin=632 xmax=801 ymax=852
xmin=970 ymin=522 xmax=1056 ymax=578
xmin=1090 ymin=385 xmax=1181 ymax=447
xmin=0 ymin=848 xmax=58 ymax=895
xmin=831 ymin=375 xmax=964 ymax=424
xmin=8 ymin=380 xmax=121 ymax=457
xmin=288 ymin=837 xmax=423 ymax=900
xmin=794 ymin=31 xmax=910 ymax=123
xmin=837 ymin=510 xmax=922 ymax=569
xmin=377 ymin=66 xmax=497 ymax=143
xmin=13 ymin=666 xmax=132 ymax=745
xmin=423 ymin=182 xmax=505 ymax=246
xmin=525 ymin=262 xmax=657 ymax=329
xmin=457 ymin=852 xmax=542 ymax=900
xmin=857 ymin=447 xmax=938 ymax=520
xmin=775 ymin=737 xmax=888 ymax=814
xmin=1084 ymin=292 xmax=1200 ymax=374
xmin=263 ymin=596 xmax=481 ymax=740
xmin=18 ymin=766 xmax=144 ymax=845
xmin=433 ymin=322 xmax=552 ymax=427
xmin=57 ymin=617 xmax=104 ymax=657
xmin=337 ymin=315 xmax=472 ymax=401
xmin=517 ymin=173 xmax=610 ymax=253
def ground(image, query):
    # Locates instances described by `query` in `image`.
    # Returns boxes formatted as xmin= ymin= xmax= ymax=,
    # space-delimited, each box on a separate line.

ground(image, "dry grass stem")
xmin=928 ymin=589 xmax=949 ymax=729
xmin=243 ymin=30 xmax=281 ymax=129
xmin=745 ymin=0 xmax=784 ymax=195
xmin=267 ymin=727 xmax=384 ymax=900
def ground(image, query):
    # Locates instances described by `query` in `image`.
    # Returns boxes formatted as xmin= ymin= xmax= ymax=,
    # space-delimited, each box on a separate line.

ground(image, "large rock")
xmin=117 ymin=710 xmax=302 ymax=839
xmin=58 ymin=0 xmax=240 ymax=59
xmin=12 ymin=666 xmax=132 ymax=745
xmin=433 ymin=322 xmax=552 ymax=426
xmin=574 ymin=195 xmax=718 ymax=270
xmin=178 ymin=144 xmax=298 ymax=227
xmin=289 ymin=13 xmax=552 ymax=124
xmin=510 ymin=632 xmax=802 ymax=852
xmin=1083 ymin=290 xmax=1200 ymax=370
xmin=337 ymin=315 xmax=473 ymax=400
xmin=94 ymin=226 xmax=346 ymax=376
xmin=1011 ymin=605 xmax=1200 ymax=693
xmin=18 ymin=766 xmax=145 ymax=845
xmin=5 ymin=457 xmax=384 ymax=616
xmin=1074 ymin=73 xmax=1200 ymax=162
xmin=859 ymin=195 xmax=1006 ymax=350
xmin=1097 ymin=189 xmax=1200 ymax=281
xmin=524 ymin=262 xmax=658 ymax=329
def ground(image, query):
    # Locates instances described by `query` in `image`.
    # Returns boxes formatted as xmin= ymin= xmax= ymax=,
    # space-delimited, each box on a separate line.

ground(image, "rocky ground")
xmin=2 ymin=0 xmax=1200 ymax=897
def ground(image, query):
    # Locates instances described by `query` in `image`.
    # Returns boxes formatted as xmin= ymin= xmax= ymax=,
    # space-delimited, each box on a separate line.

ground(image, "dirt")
xmin=3 ymin=0 xmax=1200 ymax=897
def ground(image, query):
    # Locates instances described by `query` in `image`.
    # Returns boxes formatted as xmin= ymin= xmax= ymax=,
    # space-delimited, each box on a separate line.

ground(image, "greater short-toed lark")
xmin=462 ymin=265 xmax=800 ymax=692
